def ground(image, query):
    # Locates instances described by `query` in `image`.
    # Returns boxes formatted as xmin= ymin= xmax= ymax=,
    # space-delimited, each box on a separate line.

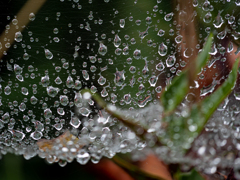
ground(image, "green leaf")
xmin=161 ymin=34 xmax=213 ymax=113
xmin=161 ymin=71 xmax=189 ymax=113
xmin=178 ymin=169 xmax=204 ymax=180
xmin=201 ymin=58 xmax=239 ymax=121
xmin=196 ymin=33 xmax=213 ymax=73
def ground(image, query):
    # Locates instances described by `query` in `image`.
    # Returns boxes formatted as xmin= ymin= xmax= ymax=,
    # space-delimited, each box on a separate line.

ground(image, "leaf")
xmin=178 ymin=169 xmax=204 ymax=180
xmin=161 ymin=71 xmax=189 ymax=113
xmin=161 ymin=34 xmax=213 ymax=113
xmin=196 ymin=33 xmax=213 ymax=73
xmin=201 ymin=58 xmax=239 ymax=121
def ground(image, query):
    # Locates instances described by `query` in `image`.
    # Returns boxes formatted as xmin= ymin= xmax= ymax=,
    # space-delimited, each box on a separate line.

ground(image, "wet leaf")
xmin=161 ymin=34 xmax=213 ymax=113
xmin=196 ymin=33 xmax=213 ymax=73
xmin=161 ymin=71 xmax=189 ymax=113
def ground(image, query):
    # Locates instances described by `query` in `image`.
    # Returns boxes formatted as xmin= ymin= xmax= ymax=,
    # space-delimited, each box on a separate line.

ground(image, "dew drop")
xmin=98 ymin=42 xmax=107 ymax=56
xmin=60 ymin=95 xmax=69 ymax=106
xmin=70 ymin=116 xmax=81 ymax=128
xmin=113 ymin=35 xmax=121 ymax=47
xmin=158 ymin=43 xmax=167 ymax=56
xmin=47 ymin=86 xmax=59 ymax=97
xmin=14 ymin=32 xmax=23 ymax=42
xmin=166 ymin=55 xmax=176 ymax=67
xmin=133 ymin=49 xmax=141 ymax=60
xmin=44 ymin=49 xmax=53 ymax=60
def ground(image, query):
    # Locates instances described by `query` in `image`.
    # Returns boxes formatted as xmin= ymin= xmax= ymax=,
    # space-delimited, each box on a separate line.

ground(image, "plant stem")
xmin=112 ymin=156 xmax=168 ymax=180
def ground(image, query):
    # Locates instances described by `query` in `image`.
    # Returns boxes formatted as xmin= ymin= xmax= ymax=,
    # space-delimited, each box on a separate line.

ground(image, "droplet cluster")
xmin=0 ymin=0 xmax=240 ymax=172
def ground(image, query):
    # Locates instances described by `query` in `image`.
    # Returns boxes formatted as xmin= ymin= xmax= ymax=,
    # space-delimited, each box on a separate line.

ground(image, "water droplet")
xmin=236 ymin=0 xmax=240 ymax=6
xmin=70 ymin=116 xmax=81 ymax=128
xmin=29 ymin=12 xmax=36 ymax=21
xmin=55 ymin=76 xmax=62 ymax=85
xmin=82 ymin=70 xmax=89 ymax=80
xmin=79 ymin=107 xmax=91 ymax=117
xmin=19 ymin=102 xmax=26 ymax=111
xmin=149 ymin=76 xmax=158 ymax=87
xmin=164 ymin=12 xmax=173 ymax=21
xmin=14 ymin=32 xmax=23 ymax=42
xmin=213 ymin=13 xmax=224 ymax=28
xmin=21 ymin=87 xmax=29 ymax=95
xmin=60 ymin=95 xmax=69 ymax=106
xmin=113 ymin=35 xmax=121 ymax=47
xmin=44 ymin=108 xmax=52 ymax=118
xmin=47 ymin=86 xmax=59 ymax=97
xmin=9 ymin=130 xmax=25 ymax=141
xmin=124 ymin=94 xmax=131 ymax=104
xmin=14 ymin=64 xmax=23 ymax=74
xmin=57 ymin=108 xmax=65 ymax=116
xmin=155 ymin=86 xmax=162 ymax=93
xmin=133 ymin=49 xmax=141 ymax=59
xmin=30 ymin=131 xmax=43 ymax=140
xmin=158 ymin=43 xmax=167 ymax=56
xmin=166 ymin=55 xmax=176 ymax=67
xmin=74 ymin=80 xmax=82 ymax=90
xmin=203 ymin=12 xmax=212 ymax=23
xmin=98 ymin=75 xmax=106 ymax=85
xmin=23 ymin=53 xmax=30 ymax=60
xmin=119 ymin=19 xmax=125 ymax=28
xmin=41 ymin=75 xmax=50 ymax=87
xmin=66 ymin=76 xmax=74 ymax=88
xmin=44 ymin=49 xmax=53 ymax=60
xmin=114 ymin=70 xmax=125 ymax=86
xmin=156 ymin=62 xmax=165 ymax=71
xmin=2 ymin=112 xmax=10 ymax=123
xmin=89 ymin=56 xmax=97 ymax=63
xmin=98 ymin=42 xmax=107 ymax=56
xmin=4 ymin=86 xmax=11 ymax=95
xmin=175 ymin=35 xmax=182 ymax=44
xmin=157 ymin=29 xmax=165 ymax=37
xmin=228 ymin=41 xmax=234 ymax=53
xmin=77 ymin=149 xmax=90 ymax=165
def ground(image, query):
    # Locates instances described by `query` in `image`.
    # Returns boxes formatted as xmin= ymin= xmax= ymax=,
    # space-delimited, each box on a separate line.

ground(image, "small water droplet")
xmin=14 ymin=32 xmax=23 ymax=42
xmin=133 ymin=49 xmax=141 ymax=59
xmin=114 ymin=35 xmax=121 ymax=47
xmin=47 ymin=86 xmax=59 ymax=97
xmin=166 ymin=55 xmax=176 ymax=67
xmin=119 ymin=19 xmax=125 ymax=28
xmin=158 ymin=43 xmax=167 ymax=56
xmin=60 ymin=95 xmax=69 ymax=106
xmin=44 ymin=49 xmax=53 ymax=59
xmin=98 ymin=42 xmax=107 ymax=56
